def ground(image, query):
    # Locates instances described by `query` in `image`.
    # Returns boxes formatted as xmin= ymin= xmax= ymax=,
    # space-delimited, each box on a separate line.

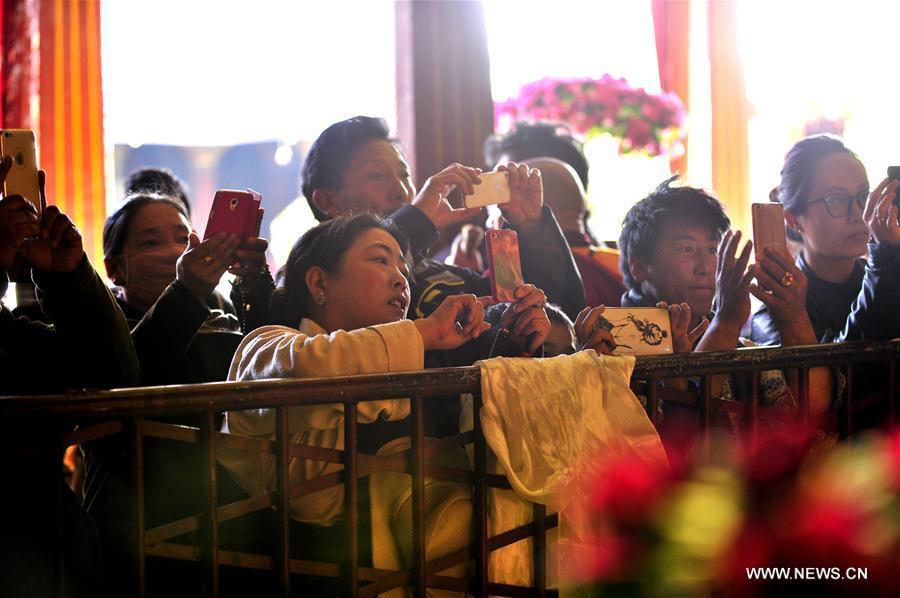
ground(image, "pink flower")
xmin=625 ymin=118 xmax=653 ymax=150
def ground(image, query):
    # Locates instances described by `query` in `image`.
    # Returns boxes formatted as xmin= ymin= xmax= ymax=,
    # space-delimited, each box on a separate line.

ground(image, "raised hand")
xmin=414 ymin=293 xmax=490 ymax=350
xmin=863 ymin=177 xmax=900 ymax=246
xmin=656 ymin=301 xmax=708 ymax=354
xmin=749 ymin=246 xmax=816 ymax=344
xmin=18 ymin=171 xmax=84 ymax=273
xmin=228 ymin=208 xmax=269 ymax=281
xmin=497 ymin=162 xmax=543 ymax=235
xmin=177 ymin=231 xmax=241 ymax=300
xmin=574 ymin=305 xmax=617 ymax=354
xmin=713 ymin=229 xmax=754 ymax=330
xmin=412 ymin=163 xmax=484 ymax=230
xmin=496 ymin=284 xmax=551 ymax=355
xmin=0 ymin=156 xmax=40 ymax=271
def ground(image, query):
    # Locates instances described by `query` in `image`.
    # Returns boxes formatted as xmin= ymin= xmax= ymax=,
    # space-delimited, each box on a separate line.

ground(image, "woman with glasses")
xmin=750 ymin=135 xmax=900 ymax=344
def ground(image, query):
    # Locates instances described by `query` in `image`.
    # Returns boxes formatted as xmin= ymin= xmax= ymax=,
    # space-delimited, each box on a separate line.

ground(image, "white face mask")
xmin=119 ymin=243 xmax=184 ymax=313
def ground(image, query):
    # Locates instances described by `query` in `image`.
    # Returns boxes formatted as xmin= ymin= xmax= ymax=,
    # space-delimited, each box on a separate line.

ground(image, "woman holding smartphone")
xmin=750 ymin=135 xmax=900 ymax=345
xmin=218 ymin=213 xmax=549 ymax=593
xmin=87 ymin=193 xmax=269 ymax=596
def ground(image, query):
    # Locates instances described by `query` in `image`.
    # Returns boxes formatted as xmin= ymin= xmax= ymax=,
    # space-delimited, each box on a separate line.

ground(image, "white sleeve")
xmin=220 ymin=320 xmax=424 ymax=525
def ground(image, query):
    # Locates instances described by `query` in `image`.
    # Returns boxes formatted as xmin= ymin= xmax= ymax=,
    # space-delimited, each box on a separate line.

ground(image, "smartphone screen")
xmin=486 ymin=229 xmax=523 ymax=302
xmin=1 ymin=129 xmax=41 ymax=215
xmin=751 ymin=203 xmax=788 ymax=262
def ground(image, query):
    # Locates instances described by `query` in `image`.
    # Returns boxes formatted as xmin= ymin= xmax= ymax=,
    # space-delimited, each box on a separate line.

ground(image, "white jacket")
xmin=219 ymin=318 xmax=422 ymax=525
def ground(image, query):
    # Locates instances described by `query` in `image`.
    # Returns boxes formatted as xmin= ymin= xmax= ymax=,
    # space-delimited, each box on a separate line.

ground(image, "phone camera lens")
xmin=230 ymin=198 xmax=238 ymax=209
xmin=14 ymin=151 xmax=24 ymax=166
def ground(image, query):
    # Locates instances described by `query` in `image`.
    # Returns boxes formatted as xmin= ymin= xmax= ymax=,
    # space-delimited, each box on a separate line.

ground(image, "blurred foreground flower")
xmin=563 ymin=426 xmax=900 ymax=597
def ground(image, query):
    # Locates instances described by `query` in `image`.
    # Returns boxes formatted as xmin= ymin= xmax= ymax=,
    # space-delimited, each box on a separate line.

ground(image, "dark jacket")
xmin=389 ymin=204 xmax=586 ymax=320
xmin=0 ymin=256 xmax=139 ymax=598
xmin=0 ymin=256 xmax=139 ymax=394
xmin=836 ymin=241 xmax=900 ymax=342
xmin=750 ymin=243 xmax=900 ymax=345
xmin=117 ymin=280 xmax=243 ymax=386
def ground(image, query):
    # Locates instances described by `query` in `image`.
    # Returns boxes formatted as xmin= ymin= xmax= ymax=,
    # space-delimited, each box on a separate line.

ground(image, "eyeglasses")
xmin=806 ymin=190 xmax=868 ymax=218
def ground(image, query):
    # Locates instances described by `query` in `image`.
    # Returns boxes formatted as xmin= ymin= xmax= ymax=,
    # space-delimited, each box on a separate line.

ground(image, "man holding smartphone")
xmin=300 ymin=115 xmax=586 ymax=321
xmin=0 ymin=156 xmax=140 ymax=597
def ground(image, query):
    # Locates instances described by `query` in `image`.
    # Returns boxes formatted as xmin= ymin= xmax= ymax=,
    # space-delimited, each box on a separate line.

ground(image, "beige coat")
xmin=219 ymin=318 xmax=422 ymax=525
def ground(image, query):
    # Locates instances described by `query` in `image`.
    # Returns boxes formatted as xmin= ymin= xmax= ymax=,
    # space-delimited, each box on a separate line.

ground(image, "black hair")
xmin=771 ymin=135 xmax=858 ymax=242
xmin=618 ymin=176 xmax=730 ymax=290
xmin=301 ymin=116 xmax=395 ymax=222
xmin=484 ymin=121 xmax=590 ymax=190
xmin=544 ymin=302 xmax=573 ymax=327
xmin=124 ymin=167 xmax=192 ymax=216
xmin=103 ymin=193 xmax=190 ymax=259
xmin=270 ymin=213 xmax=409 ymax=327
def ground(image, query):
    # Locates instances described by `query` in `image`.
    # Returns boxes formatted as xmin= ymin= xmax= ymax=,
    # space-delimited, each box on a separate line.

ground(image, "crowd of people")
xmin=2 ymin=116 xmax=900 ymax=596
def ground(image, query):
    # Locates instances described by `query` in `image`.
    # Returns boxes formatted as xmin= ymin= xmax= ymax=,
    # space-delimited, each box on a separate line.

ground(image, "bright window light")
xmin=738 ymin=0 xmax=900 ymax=204
xmin=101 ymin=0 xmax=396 ymax=147
xmin=484 ymin=0 xmax=672 ymax=242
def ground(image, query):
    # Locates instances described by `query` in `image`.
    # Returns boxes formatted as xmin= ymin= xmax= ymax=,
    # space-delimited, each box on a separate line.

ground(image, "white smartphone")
xmin=594 ymin=307 xmax=673 ymax=356
xmin=0 ymin=129 xmax=41 ymax=215
xmin=464 ymin=171 xmax=510 ymax=208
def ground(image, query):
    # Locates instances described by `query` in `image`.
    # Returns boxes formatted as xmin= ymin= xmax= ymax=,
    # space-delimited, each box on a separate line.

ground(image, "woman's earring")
xmin=315 ymin=292 xmax=326 ymax=306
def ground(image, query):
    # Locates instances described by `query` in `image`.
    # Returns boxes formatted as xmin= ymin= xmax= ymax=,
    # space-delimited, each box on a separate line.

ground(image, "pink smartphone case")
xmin=485 ymin=229 xmax=523 ymax=303
xmin=204 ymin=189 xmax=261 ymax=242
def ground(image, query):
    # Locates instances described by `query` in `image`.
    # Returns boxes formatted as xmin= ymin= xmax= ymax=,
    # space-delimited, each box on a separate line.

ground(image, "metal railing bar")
xmin=133 ymin=419 xmax=147 ymax=598
xmin=654 ymin=386 xmax=701 ymax=406
xmin=647 ymin=377 xmax=660 ymax=426
xmin=359 ymin=453 xmax=473 ymax=483
xmin=798 ymin=367 xmax=810 ymax=427
xmin=749 ymin=370 xmax=760 ymax=445
xmin=275 ymin=407 xmax=291 ymax=597
xmin=203 ymin=411 xmax=219 ymax=597
xmin=843 ymin=367 xmax=854 ymax=439
xmin=533 ymin=503 xmax=547 ymax=596
xmin=61 ymin=419 xmax=123 ymax=447
xmin=710 ymin=397 xmax=745 ymax=415
xmin=0 ymin=367 xmax=483 ymax=418
xmin=344 ymin=403 xmax=360 ymax=597
xmin=5 ymin=342 xmax=899 ymax=421
xmin=890 ymin=359 xmax=897 ymax=427
xmin=146 ymin=542 xmax=400 ymax=582
xmin=701 ymin=376 xmax=712 ymax=460
xmin=411 ymin=398 xmax=427 ymax=597
xmin=473 ymin=390 xmax=489 ymax=598
xmin=487 ymin=514 xmax=560 ymax=552
xmin=288 ymin=470 xmax=346 ymax=499
xmin=146 ymin=492 xmax=276 ymax=546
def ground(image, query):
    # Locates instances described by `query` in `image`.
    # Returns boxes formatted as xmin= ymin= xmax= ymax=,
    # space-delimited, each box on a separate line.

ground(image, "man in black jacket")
xmin=0 ymin=159 xmax=140 ymax=598
xmin=300 ymin=116 xmax=586 ymax=321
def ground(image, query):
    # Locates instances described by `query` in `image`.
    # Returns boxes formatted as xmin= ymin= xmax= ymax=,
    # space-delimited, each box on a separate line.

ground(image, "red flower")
xmin=581 ymin=452 xmax=673 ymax=526
xmin=624 ymin=118 xmax=653 ymax=151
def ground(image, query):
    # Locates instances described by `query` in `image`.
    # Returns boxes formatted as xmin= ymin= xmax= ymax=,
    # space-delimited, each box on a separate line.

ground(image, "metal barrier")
xmin=1 ymin=340 xmax=898 ymax=597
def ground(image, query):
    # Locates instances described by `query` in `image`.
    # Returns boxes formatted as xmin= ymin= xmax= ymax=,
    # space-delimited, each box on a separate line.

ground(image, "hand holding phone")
xmin=887 ymin=167 xmax=900 ymax=208
xmin=464 ymin=171 xmax=510 ymax=208
xmin=751 ymin=203 xmax=788 ymax=262
xmin=485 ymin=229 xmax=524 ymax=302
xmin=1 ymin=129 xmax=41 ymax=216
xmin=588 ymin=306 xmax=673 ymax=356
xmin=203 ymin=189 xmax=261 ymax=245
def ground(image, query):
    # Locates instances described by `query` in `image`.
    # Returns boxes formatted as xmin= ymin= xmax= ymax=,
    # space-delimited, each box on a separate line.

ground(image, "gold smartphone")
xmin=751 ymin=203 xmax=788 ymax=262
xmin=1 ymin=129 xmax=41 ymax=215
